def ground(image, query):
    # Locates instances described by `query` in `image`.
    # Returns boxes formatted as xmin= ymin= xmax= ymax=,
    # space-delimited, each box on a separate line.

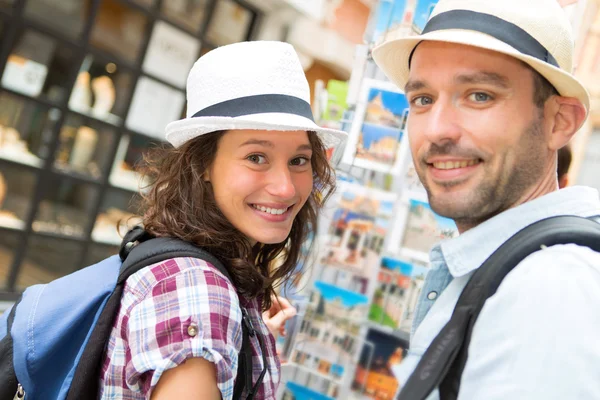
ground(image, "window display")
xmin=0 ymin=230 xmax=20 ymax=289
xmin=0 ymin=164 xmax=36 ymax=230
xmin=2 ymin=29 xmax=77 ymax=103
xmin=161 ymin=0 xmax=209 ymax=34
xmin=17 ymin=235 xmax=84 ymax=289
xmin=90 ymin=0 xmax=149 ymax=63
xmin=125 ymin=76 xmax=185 ymax=139
xmin=109 ymin=133 xmax=156 ymax=192
xmin=0 ymin=91 xmax=59 ymax=167
xmin=142 ymin=20 xmax=201 ymax=88
xmin=33 ymin=177 xmax=99 ymax=238
xmin=24 ymin=0 xmax=88 ymax=38
xmin=205 ymin=0 xmax=253 ymax=46
xmin=92 ymin=188 xmax=142 ymax=245
xmin=69 ymin=54 xmax=134 ymax=124
xmin=54 ymin=114 xmax=117 ymax=180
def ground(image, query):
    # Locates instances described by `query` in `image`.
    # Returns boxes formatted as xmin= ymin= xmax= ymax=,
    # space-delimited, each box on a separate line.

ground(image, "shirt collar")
xmin=431 ymin=186 xmax=600 ymax=277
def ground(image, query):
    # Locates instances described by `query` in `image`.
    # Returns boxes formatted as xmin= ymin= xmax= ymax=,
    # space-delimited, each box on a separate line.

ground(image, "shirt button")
xmin=427 ymin=291 xmax=438 ymax=300
xmin=187 ymin=324 xmax=199 ymax=337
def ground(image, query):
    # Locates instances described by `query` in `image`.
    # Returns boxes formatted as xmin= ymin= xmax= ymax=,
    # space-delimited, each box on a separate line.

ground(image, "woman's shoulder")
xmin=121 ymin=256 xmax=240 ymax=318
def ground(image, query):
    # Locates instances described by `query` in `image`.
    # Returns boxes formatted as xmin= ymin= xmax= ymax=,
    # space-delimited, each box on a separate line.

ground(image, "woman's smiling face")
xmin=207 ymin=129 xmax=314 ymax=245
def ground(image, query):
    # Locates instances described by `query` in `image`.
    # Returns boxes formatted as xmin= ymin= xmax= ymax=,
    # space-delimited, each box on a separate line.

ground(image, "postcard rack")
xmin=274 ymin=1 xmax=459 ymax=400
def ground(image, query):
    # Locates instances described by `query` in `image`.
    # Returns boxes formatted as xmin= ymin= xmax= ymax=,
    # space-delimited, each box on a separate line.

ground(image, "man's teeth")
xmin=252 ymin=205 xmax=288 ymax=215
xmin=433 ymin=160 xmax=480 ymax=170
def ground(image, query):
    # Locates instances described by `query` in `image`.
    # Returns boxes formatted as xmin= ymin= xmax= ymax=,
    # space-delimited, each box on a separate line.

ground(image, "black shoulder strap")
xmin=118 ymin=226 xmax=233 ymax=284
xmin=121 ymin=228 xmax=255 ymax=399
xmin=67 ymin=227 xmax=253 ymax=400
xmin=397 ymin=215 xmax=600 ymax=400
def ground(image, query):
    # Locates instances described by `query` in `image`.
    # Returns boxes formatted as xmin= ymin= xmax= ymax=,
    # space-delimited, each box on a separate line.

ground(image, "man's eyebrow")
xmin=404 ymin=79 xmax=428 ymax=94
xmin=455 ymin=72 xmax=510 ymax=88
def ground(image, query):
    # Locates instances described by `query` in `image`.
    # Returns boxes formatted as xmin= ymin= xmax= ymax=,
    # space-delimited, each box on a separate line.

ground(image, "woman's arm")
xmin=151 ymin=358 xmax=221 ymax=400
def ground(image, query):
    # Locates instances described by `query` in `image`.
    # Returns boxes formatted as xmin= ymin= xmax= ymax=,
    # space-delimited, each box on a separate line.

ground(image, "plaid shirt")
xmin=99 ymin=257 xmax=280 ymax=399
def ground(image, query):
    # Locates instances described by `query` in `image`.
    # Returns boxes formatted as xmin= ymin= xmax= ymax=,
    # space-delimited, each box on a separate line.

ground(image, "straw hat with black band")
xmin=372 ymin=0 xmax=590 ymax=125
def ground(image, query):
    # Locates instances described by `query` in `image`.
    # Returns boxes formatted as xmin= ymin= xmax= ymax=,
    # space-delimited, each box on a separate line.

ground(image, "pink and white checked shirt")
xmin=99 ymin=257 xmax=280 ymax=399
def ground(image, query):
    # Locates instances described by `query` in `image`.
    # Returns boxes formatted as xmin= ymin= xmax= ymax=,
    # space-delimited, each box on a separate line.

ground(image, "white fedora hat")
xmin=372 ymin=0 xmax=590 ymax=116
xmin=165 ymin=41 xmax=348 ymax=149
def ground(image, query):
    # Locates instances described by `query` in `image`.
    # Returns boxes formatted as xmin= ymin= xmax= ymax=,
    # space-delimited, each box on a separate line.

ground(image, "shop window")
xmin=0 ymin=230 xmax=20 ymax=289
xmin=17 ymin=235 xmax=83 ymax=288
xmin=33 ymin=176 xmax=100 ymax=239
xmin=161 ymin=0 xmax=210 ymax=34
xmin=84 ymin=243 xmax=119 ymax=266
xmin=0 ymin=163 xmax=36 ymax=231
xmin=68 ymin=54 xmax=135 ymax=124
xmin=92 ymin=188 xmax=142 ymax=246
xmin=205 ymin=0 xmax=253 ymax=46
xmin=90 ymin=0 xmax=149 ymax=63
xmin=54 ymin=113 xmax=117 ymax=181
xmin=2 ymin=29 xmax=77 ymax=104
xmin=0 ymin=91 xmax=60 ymax=168
xmin=125 ymin=76 xmax=185 ymax=139
xmin=109 ymin=132 xmax=160 ymax=192
xmin=24 ymin=0 xmax=91 ymax=38
xmin=142 ymin=21 xmax=200 ymax=89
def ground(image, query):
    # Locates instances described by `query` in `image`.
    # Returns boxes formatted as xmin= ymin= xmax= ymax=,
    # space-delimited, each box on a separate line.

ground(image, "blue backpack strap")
xmin=397 ymin=215 xmax=600 ymax=400
xmin=67 ymin=228 xmax=253 ymax=400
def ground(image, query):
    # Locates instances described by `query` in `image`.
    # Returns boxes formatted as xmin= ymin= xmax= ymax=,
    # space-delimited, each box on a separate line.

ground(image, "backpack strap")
xmin=397 ymin=215 xmax=600 ymax=400
xmin=67 ymin=228 xmax=254 ymax=400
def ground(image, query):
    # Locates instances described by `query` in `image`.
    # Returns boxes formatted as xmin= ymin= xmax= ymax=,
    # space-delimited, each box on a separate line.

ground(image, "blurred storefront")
xmin=0 ymin=0 xmax=266 ymax=300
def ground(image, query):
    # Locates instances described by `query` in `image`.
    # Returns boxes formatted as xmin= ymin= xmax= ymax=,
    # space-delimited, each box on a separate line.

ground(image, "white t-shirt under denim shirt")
xmin=393 ymin=186 xmax=600 ymax=400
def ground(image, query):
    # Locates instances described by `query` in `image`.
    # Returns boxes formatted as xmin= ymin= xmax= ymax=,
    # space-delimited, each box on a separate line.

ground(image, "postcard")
xmin=319 ymin=182 xmax=398 ymax=289
xmin=412 ymin=0 xmax=439 ymax=33
xmin=368 ymin=257 xmax=414 ymax=329
xmin=341 ymin=79 xmax=408 ymax=175
xmin=371 ymin=0 xmax=410 ymax=45
xmin=352 ymin=328 xmax=409 ymax=399
xmin=400 ymin=198 xmax=458 ymax=256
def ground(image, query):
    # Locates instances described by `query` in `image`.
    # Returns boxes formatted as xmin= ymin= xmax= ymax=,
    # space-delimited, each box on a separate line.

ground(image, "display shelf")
xmin=0 ymin=153 xmax=42 ymax=170
xmin=0 ymin=215 xmax=25 ymax=231
xmin=29 ymin=227 xmax=87 ymax=243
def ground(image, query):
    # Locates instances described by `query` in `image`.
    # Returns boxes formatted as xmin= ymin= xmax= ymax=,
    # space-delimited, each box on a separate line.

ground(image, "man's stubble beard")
xmin=416 ymin=115 xmax=546 ymax=230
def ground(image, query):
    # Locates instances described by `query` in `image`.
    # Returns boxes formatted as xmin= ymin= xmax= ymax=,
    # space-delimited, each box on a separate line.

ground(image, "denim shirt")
xmin=394 ymin=186 xmax=600 ymax=400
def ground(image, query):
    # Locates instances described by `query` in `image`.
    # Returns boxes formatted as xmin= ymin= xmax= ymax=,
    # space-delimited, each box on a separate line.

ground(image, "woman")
xmin=99 ymin=41 xmax=347 ymax=399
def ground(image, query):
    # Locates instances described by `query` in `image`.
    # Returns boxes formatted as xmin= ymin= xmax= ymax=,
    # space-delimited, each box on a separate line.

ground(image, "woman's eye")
xmin=290 ymin=157 xmax=310 ymax=166
xmin=411 ymin=96 xmax=433 ymax=107
xmin=247 ymin=154 xmax=267 ymax=164
xmin=468 ymin=92 xmax=492 ymax=102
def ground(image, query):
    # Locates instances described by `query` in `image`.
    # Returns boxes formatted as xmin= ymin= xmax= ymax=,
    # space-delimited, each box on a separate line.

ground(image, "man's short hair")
xmin=557 ymin=145 xmax=572 ymax=180
xmin=531 ymin=68 xmax=559 ymax=109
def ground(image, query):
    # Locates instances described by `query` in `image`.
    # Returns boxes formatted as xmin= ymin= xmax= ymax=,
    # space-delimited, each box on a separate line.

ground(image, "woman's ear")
xmin=203 ymin=169 xmax=211 ymax=182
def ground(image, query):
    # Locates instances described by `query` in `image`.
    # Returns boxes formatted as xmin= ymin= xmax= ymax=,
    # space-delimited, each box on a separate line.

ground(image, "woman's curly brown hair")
xmin=138 ymin=130 xmax=335 ymax=310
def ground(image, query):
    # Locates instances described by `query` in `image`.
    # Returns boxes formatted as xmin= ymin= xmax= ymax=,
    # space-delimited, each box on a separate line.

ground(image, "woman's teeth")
xmin=252 ymin=205 xmax=288 ymax=215
xmin=432 ymin=160 xmax=480 ymax=170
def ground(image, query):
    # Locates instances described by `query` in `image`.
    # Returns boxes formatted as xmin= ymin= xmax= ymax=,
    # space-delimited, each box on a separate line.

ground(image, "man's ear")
xmin=546 ymin=96 xmax=587 ymax=151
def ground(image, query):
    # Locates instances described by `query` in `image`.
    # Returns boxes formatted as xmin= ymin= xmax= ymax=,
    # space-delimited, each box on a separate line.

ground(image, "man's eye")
xmin=247 ymin=154 xmax=267 ymax=164
xmin=468 ymin=92 xmax=492 ymax=102
xmin=412 ymin=96 xmax=433 ymax=106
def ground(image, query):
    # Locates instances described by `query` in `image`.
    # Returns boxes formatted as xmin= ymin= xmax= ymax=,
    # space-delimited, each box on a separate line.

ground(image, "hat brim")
xmin=165 ymin=112 xmax=348 ymax=150
xmin=372 ymin=29 xmax=590 ymax=116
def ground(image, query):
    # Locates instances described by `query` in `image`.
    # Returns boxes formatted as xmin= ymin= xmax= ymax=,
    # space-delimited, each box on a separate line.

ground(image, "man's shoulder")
xmin=499 ymin=243 xmax=600 ymax=301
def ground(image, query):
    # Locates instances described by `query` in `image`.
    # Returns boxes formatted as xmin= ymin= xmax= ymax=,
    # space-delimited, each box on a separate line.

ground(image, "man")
xmin=373 ymin=0 xmax=600 ymax=399
xmin=558 ymin=145 xmax=573 ymax=188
